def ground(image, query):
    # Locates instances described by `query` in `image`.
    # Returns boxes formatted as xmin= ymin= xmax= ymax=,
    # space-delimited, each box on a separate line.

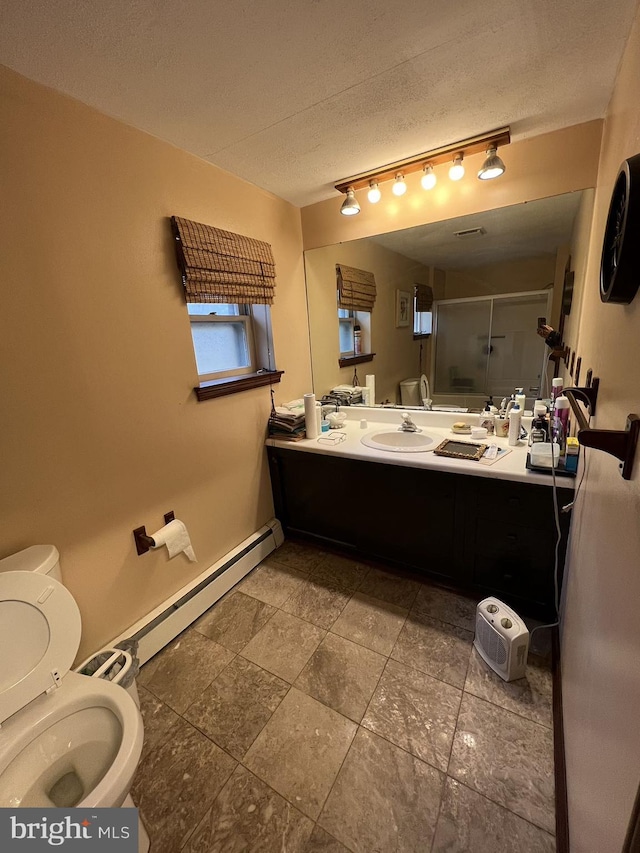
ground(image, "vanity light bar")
xmin=334 ymin=127 xmax=510 ymax=195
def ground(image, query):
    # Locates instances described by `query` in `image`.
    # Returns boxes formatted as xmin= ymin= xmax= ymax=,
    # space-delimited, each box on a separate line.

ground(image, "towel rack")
xmin=564 ymin=383 xmax=640 ymax=480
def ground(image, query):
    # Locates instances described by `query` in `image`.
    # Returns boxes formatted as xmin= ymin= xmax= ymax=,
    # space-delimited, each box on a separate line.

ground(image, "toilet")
xmin=0 ymin=546 xmax=149 ymax=850
xmin=399 ymin=374 xmax=430 ymax=407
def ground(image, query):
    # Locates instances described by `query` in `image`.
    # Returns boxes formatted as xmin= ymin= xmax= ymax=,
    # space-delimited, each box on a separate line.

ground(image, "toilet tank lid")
xmin=0 ymin=545 xmax=59 ymax=575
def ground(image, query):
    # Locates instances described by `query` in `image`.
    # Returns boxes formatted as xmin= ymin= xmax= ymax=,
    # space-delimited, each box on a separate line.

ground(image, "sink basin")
xmin=360 ymin=430 xmax=441 ymax=452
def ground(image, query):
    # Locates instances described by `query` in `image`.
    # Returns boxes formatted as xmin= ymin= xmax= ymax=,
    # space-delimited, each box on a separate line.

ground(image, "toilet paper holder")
xmin=133 ymin=511 xmax=175 ymax=555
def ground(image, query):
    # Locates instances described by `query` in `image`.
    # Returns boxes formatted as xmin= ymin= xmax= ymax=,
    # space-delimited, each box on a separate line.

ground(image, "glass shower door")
xmin=434 ymin=300 xmax=492 ymax=395
xmin=487 ymin=293 xmax=548 ymax=405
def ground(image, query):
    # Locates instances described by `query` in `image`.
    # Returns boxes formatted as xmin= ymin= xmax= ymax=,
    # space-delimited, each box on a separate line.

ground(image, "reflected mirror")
xmin=304 ymin=190 xmax=593 ymax=410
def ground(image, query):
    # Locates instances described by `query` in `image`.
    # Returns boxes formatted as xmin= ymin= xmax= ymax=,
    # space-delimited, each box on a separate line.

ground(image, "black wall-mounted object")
xmin=133 ymin=511 xmax=175 ymax=555
xmin=600 ymin=153 xmax=640 ymax=304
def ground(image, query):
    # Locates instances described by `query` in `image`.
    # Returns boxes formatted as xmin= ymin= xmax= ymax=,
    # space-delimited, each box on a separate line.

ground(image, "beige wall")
xmin=444 ymin=255 xmax=556 ymax=301
xmin=560 ymin=189 xmax=596 ymax=355
xmin=560 ymin=8 xmax=640 ymax=852
xmin=0 ymin=65 xmax=310 ymax=661
xmin=301 ymin=121 xmax=602 ymax=251
xmin=305 ymin=240 xmax=438 ymax=403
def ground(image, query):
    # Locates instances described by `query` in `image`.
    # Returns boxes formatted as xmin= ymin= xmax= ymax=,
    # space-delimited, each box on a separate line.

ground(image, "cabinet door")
xmin=268 ymin=449 xmax=359 ymax=548
xmin=353 ymin=460 xmax=460 ymax=580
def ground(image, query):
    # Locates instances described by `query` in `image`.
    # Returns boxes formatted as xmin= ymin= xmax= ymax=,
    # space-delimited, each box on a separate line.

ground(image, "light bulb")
xmin=421 ymin=164 xmax=436 ymax=190
xmin=340 ymin=187 xmax=361 ymax=216
xmin=392 ymin=174 xmax=407 ymax=196
xmin=367 ymin=181 xmax=381 ymax=203
xmin=449 ymin=155 xmax=465 ymax=181
xmin=478 ymin=146 xmax=506 ymax=180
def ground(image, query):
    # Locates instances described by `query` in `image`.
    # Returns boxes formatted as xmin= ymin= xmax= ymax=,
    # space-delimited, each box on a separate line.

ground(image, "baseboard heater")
xmin=111 ymin=518 xmax=284 ymax=665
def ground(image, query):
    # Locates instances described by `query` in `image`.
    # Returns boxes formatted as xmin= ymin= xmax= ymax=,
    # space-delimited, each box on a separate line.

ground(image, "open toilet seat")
xmin=0 ymin=570 xmax=143 ymax=809
xmin=0 ymin=671 xmax=143 ymax=808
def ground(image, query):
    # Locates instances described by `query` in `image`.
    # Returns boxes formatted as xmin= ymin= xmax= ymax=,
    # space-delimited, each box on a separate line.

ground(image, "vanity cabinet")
xmin=267 ymin=446 xmax=573 ymax=620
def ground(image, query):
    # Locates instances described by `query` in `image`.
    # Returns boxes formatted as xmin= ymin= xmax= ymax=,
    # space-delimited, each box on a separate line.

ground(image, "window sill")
xmin=413 ymin=333 xmax=432 ymax=340
xmin=338 ymin=353 xmax=376 ymax=368
xmin=194 ymin=370 xmax=284 ymax=401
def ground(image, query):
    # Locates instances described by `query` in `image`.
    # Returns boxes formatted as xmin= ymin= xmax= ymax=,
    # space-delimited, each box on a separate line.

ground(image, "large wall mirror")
xmin=304 ymin=189 xmax=594 ymax=410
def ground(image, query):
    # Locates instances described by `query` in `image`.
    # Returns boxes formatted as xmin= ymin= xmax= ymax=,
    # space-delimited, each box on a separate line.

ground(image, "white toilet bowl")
xmin=0 ymin=551 xmax=148 ymax=849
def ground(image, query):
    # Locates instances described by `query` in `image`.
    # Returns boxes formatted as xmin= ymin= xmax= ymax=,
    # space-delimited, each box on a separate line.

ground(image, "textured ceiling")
xmin=370 ymin=192 xmax=584 ymax=269
xmin=0 ymin=1 xmax=637 ymax=207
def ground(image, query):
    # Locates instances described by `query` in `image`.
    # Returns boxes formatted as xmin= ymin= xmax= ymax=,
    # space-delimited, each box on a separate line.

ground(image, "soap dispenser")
xmin=478 ymin=400 xmax=495 ymax=434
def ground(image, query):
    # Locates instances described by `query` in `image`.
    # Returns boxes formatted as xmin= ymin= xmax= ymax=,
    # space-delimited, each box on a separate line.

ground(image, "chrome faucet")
xmin=400 ymin=412 xmax=421 ymax=432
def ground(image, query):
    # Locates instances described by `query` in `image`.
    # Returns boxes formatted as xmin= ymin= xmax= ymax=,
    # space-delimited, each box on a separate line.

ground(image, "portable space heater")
xmin=474 ymin=597 xmax=530 ymax=681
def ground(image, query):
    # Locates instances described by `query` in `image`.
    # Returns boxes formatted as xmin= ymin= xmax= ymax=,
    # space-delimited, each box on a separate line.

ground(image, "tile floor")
xmin=132 ymin=540 xmax=556 ymax=853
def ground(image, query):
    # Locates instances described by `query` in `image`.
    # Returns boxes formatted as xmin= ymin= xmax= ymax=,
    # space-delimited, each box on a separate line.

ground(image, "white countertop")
xmin=267 ymin=406 xmax=574 ymax=489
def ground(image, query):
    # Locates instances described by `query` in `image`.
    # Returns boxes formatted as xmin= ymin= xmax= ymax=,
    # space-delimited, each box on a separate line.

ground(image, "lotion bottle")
xmin=508 ymin=404 xmax=522 ymax=446
xmin=553 ymin=395 xmax=570 ymax=456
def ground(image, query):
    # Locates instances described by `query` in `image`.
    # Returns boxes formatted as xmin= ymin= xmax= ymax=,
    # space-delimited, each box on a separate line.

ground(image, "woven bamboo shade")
xmin=171 ymin=216 xmax=276 ymax=304
xmin=415 ymin=283 xmax=434 ymax=312
xmin=336 ymin=264 xmax=376 ymax=311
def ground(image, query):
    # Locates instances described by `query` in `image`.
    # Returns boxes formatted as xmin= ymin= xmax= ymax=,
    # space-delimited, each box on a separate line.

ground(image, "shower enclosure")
xmin=433 ymin=290 xmax=551 ymax=408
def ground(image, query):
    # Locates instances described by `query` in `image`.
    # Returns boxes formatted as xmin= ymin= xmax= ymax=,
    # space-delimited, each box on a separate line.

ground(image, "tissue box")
xmin=530 ymin=443 xmax=560 ymax=468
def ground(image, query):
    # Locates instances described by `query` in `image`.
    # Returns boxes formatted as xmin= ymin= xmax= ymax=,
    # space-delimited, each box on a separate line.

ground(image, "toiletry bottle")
xmin=508 ymin=404 xmax=522 ymax=446
xmin=479 ymin=401 xmax=495 ymax=435
xmin=553 ymin=395 xmax=570 ymax=456
xmin=530 ymin=402 xmax=549 ymax=444
xmin=515 ymin=388 xmax=527 ymax=414
xmin=551 ymin=377 xmax=564 ymax=403
xmin=353 ymin=325 xmax=362 ymax=355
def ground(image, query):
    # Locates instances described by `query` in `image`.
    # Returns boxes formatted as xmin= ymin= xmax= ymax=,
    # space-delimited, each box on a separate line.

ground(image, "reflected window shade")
xmin=336 ymin=264 xmax=376 ymax=311
xmin=415 ymin=283 xmax=433 ymax=312
xmin=171 ymin=216 xmax=275 ymax=304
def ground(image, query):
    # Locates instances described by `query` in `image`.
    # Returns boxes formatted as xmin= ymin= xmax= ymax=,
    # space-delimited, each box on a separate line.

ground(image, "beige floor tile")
xmin=270 ymin=539 xmax=326 ymax=573
xmin=391 ymin=612 xmax=473 ymax=689
xmin=362 ymin=658 xmax=462 ymax=771
xmin=318 ymin=727 xmax=445 ymax=853
xmin=184 ymin=765 xmax=313 ymax=852
xmin=193 ymin=590 xmax=276 ymax=653
xmin=282 ymin=574 xmax=352 ymax=629
xmin=464 ymin=647 xmax=553 ymax=727
xmin=239 ymin=558 xmax=307 ymax=607
xmin=331 ymin=591 xmax=407 ymax=655
xmin=243 ymin=688 xmax=357 ymax=820
xmin=295 ymin=632 xmax=386 ymax=722
xmin=449 ymin=693 xmax=555 ymax=833
xmin=184 ymin=656 xmax=289 ymax=759
xmin=311 ymin=552 xmax=371 ymax=591
xmin=432 ymin=778 xmax=556 ymax=853
xmin=357 ymin=565 xmax=421 ymax=609
xmin=303 ymin=826 xmax=351 ymax=852
xmin=131 ymin=717 xmax=236 ymax=853
xmin=411 ymin=584 xmax=478 ymax=631
xmin=136 ymin=685 xmax=180 ymax=764
xmin=138 ymin=629 xmax=234 ymax=714
xmin=241 ymin=609 xmax=325 ymax=682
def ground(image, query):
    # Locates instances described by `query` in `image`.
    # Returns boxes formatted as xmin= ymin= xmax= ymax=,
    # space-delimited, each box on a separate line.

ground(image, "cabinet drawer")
xmin=471 ymin=477 xmax=567 ymax=527
xmin=472 ymin=522 xmax=555 ymax=560
xmin=473 ymin=555 xmax=552 ymax=604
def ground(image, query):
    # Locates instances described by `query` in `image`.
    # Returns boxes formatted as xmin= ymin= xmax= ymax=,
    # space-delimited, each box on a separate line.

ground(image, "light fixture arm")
xmin=335 ymin=127 xmax=510 ymax=194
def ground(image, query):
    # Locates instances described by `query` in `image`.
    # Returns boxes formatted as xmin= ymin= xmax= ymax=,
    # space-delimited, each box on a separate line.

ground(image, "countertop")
xmin=266 ymin=406 xmax=574 ymax=489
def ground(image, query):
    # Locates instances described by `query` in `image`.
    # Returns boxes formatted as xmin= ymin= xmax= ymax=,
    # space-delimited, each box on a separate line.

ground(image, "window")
xmin=170 ymin=216 xmax=282 ymax=399
xmin=338 ymin=308 xmax=370 ymax=356
xmin=413 ymin=304 xmax=433 ymax=336
xmin=414 ymin=284 xmax=433 ymax=336
xmin=188 ymin=303 xmax=255 ymax=380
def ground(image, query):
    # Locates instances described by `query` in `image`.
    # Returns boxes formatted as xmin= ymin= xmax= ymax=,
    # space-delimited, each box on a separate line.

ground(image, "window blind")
xmin=336 ymin=264 xmax=376 ymax=311
xmin=415 ymin=283 xmax=434 ymax=311
xmin=171 ymin=216 xmax=275 ymax=304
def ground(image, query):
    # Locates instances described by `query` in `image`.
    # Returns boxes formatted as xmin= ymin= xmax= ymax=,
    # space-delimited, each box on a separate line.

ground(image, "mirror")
xmin=304 ymin=190 xmax=594 ymax=409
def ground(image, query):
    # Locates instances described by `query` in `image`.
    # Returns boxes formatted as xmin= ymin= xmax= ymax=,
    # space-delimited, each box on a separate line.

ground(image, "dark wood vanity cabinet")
xmin=267 ymin=446 xmax=573 ymax=620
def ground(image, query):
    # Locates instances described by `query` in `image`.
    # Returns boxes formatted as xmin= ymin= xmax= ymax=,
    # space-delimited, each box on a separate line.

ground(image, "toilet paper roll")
xmin=304 ymin=393 xmax=318 ymax=438
xmin=365 ymin=375 xmax=375 ymax=405
xmin=150 ymin=519 xmax=197 ymax=562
